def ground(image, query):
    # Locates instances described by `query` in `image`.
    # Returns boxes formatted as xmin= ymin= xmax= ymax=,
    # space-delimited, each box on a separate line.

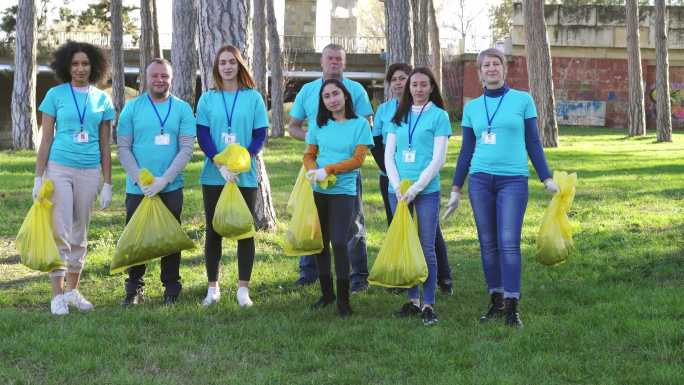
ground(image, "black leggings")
xmin=313 ymin=192 xmax=355 ymax=281
xmin=379 ymin=174 xmax=452 ymax=281
xmin=202 ymin=184 xmax=257 ymax=282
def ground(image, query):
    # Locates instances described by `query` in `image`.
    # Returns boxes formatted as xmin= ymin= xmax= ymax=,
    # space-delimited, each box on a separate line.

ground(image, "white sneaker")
xmin=63 ymin=289 xmax=94 ymax=311
xmin=236 ymin=287 xmax=253 ymax=308
xmin=50 ymin=294 xmax=69 ymax=315
xmin=202 ymin=287 xmax=221 ymax=307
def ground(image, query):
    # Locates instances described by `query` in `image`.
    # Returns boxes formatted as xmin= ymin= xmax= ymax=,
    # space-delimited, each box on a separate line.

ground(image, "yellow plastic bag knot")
xmin=318 ymin=174 xmax=337 ymax=189
xmin=214 ymin=144 xmax=251 ymax=173
xmin=139 ymin=169 xmax=155 ymax=187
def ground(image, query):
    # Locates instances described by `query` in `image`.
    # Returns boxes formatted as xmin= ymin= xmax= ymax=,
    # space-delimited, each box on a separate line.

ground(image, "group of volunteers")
xmin=32 ymin=40 xmax=560 ymax=328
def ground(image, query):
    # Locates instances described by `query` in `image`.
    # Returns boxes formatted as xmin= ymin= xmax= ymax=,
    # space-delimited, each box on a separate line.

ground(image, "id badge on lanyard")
xmin=73 ymin=131 xmax=89 ymax=143
xmin=155 ymin=133 xmax=170 ymax=145
xmin=482 ymin=131 xmax=496 ymax=145
xmin=403 ymin=148 xmax=416 ymax=163
xmin=222 ymin=132 xmax=237 ymax=145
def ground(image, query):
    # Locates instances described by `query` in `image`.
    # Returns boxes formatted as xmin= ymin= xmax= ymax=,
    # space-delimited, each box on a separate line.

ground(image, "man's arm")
xmin=288 ymin=116 xmax=307 ymax=141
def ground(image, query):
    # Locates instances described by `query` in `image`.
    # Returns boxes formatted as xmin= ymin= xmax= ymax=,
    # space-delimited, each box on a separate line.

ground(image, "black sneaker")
xmin=394 ymin=302 xmax=422 ymax=317
xmin=122 ymin=288 xmax=144 ymax=306
xmin=163 ymin=294 xmax=178 ymax=305
xmin=479 ymin=292 xmax=505 ymax=323
xmin=438 ymin=279 xmax=454 ymax=296
xmin=421 ymin=306 xmax=438 ymax=326
xmin=504 ymin=298 xmax=523 ymax=328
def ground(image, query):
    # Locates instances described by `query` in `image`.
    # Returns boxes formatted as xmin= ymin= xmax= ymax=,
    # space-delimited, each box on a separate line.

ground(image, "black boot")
xmin=122 ymin=285 xmax=144 ymax=306
xmin=479 ymin=292 xmax=504 ymax=323
xmin=336 ymin=279 xmax=352 ymax=317
xmin=311 ymin=275 xmax=335 ymax=309
xmin=504 ymin=298 xmax=523 ymax=328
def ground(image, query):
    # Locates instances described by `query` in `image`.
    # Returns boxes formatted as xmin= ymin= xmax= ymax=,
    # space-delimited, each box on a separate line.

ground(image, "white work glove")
xmin=402 ymin=184 xmax=420 ymax=204
xmin=32 ymin=176 xmax=43 ymax=200
xmin=442 ymin=191 xmax=462 ymax=221
xmin=141 ymin=177 xmax=168 ymax=197
xmin=544 ymin=179 xmax=560 ymax=194
xmin=392 ymin=184 xmax=403 ymax=203
xmin=306 ymin=168 xmax=328 ymax=182
xmin=219 ymin=166 xmax=238 ymax=183
xmin=99 ymin=183 xmax=112 ymax=209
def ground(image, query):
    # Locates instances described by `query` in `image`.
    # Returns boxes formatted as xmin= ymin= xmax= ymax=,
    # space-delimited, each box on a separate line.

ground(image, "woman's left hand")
xmin=544 ymin=179 xmax=560 ymax=194
xmin=402 ymin=184 xmax=420 ymax=203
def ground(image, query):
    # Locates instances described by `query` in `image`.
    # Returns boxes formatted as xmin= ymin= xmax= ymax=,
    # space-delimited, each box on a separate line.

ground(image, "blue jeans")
xmin=468 ymin=173 xmax=528 ymax=299
xmin=299 ymin=175 xmax=369 ymax=285
xmin=389 ymin=191 xmax=439 ymax=305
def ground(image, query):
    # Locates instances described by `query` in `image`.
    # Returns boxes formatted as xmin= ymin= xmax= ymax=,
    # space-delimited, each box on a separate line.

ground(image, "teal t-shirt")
xmin=388 ymin=104 xmax=452 ymax=194
xmin=289 ymin=78 xmax=373 ymax=131
xmin=462 ymin=88 xmax=536 ymax=177
xmin=305 ymin=117 xmax=374 ymax=196
xmin=372 ymin=98 xmax=399 ymax=177
xmin=117 ymin=93 xmax=196 ymax=194
xmin=38 ymin=83 xmax=115 ymax=169
xmin=196 ymin=88 xmax=269 ymax=187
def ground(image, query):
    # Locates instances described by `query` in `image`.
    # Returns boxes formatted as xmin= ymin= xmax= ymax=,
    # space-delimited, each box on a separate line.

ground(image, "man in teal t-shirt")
xmin=288 ymin=44 xmax=373 ymax=291
xmin=116 ymin=58 xmax=196 ymax=306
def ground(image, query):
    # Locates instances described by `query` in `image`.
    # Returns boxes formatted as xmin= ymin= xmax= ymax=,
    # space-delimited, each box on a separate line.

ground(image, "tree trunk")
xmin=171 ymin=0 xmax=197 ymax=106
xmin=523 ymin=0 xmax=558 ymax=148
xmin=252 ymin=0 xmax=267 ymax=98
xmin=626 ymin=0 xmax=646 ymax=137
xmin=11 ymin=0 xmax=37 ymax=150
xmin=139 ymin=0 xmax=161 ymax=92
xmin=266 ymin=0 xmax=284 ymax=137
xmin=655 ymin=0 xmax=672 ymax=142
xmin=385 ymin=0 xmax=412 ymax=67
xmin=253 ymin=152 xmax=277 ymax=230
xmin=197 ymin=0 xmax=250 ymax=91
xmin=110 ymin=0 xmax=125 ymax=143
xmin=428 ymin=0 xmax=442 ymax=90
xmin=198 ymin=0 xmax=276 ymax=231
xmin=411 ymin=0 xmax=430 ymax=67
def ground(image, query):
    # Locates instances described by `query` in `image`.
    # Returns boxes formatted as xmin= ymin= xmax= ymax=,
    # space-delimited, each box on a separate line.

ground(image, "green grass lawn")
xmin=0 ymin=126 xmax=682 ymax=385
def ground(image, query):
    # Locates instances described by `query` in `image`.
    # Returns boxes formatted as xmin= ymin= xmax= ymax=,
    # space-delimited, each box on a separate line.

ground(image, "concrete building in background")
xmin=444 ymin=3 xmax=684 ymax=129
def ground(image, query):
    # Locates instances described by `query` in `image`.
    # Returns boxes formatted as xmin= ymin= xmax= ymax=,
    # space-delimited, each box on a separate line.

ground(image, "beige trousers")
xmin=45 ymin=161 xmax=100 ymax=278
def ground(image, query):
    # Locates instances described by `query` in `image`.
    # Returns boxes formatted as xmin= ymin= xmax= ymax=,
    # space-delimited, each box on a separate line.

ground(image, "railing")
xmin=282 ymin=35 xmax=386 ymax=54
xmin=23 ymin=31 xmax=476 ymax=56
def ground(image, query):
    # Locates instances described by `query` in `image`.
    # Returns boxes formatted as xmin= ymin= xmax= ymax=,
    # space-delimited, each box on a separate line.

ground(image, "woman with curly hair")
xmin=34 ymin=41 xmax=115 ymax=315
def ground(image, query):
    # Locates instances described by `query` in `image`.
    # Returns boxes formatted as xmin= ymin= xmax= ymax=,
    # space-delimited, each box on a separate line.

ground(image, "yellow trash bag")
xmin=287 ymin=166 xmax=308 ymax=213
xmin=368 ymin=180 xmax=428 ymax=288
xmin=536 ymin=171 xmax=577 ymax=266
xmin=283 ymin=174 xmax=323 ymax=256
xmin=15 ymin=179 xmax=64 ymax=272
xmin=111 ymin=169 xmax=194 ymax=274
xmin=212 ymin=182 xmax=256 ymax=240
xmin=214 ymin=143 xmax=251 ymax=173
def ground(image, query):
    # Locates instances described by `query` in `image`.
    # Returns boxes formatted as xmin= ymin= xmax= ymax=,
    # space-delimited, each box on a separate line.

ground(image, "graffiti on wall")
xmin=648 ymin=83 xmax=684 ymax=121
xmin=555 ymin=100 xmax=606 ymax=126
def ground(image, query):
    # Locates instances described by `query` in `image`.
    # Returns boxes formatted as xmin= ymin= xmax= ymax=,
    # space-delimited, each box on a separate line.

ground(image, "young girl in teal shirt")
xmin=303 ymin=78 xmax=373 ymax=317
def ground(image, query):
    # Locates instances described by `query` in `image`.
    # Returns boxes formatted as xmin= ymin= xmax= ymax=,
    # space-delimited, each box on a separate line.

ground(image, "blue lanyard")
xmin=147 ymin=94 xmax=173 ymax=134
xmin=69 ymin=84 xmax=90 ymax=131
xmin=407 ymin=103 xmax=428 ymax=149
xmin=483 ymin=89 xmax=506 ymax=133
xmin=221 ymin=89 xmax=240 ymax=131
